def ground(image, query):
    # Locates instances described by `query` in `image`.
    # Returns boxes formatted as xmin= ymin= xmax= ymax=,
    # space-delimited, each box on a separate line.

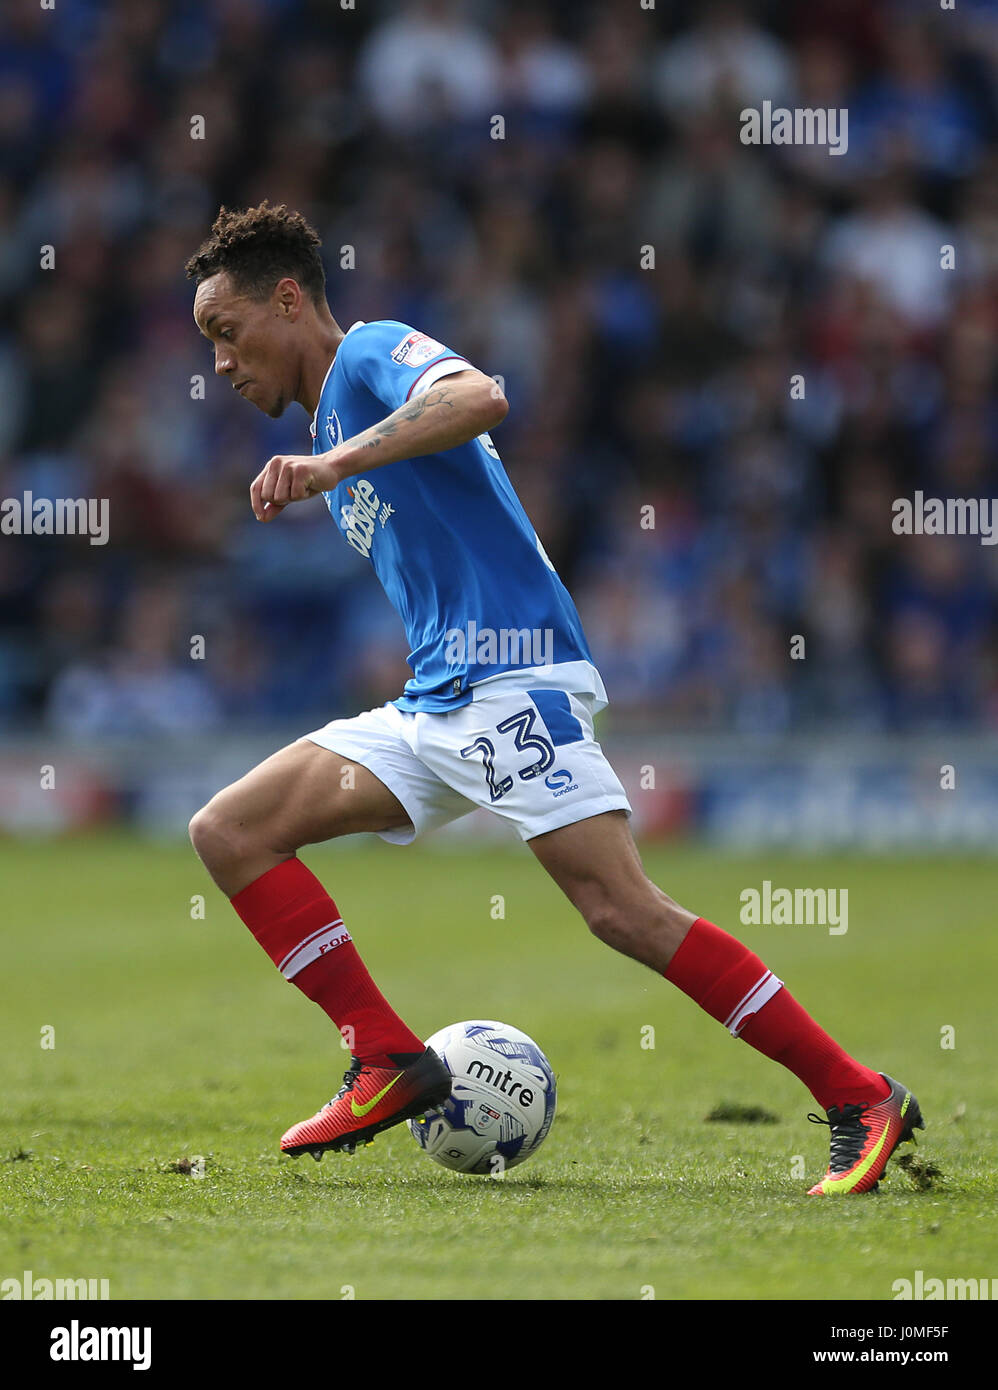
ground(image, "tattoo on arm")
xmin=362 ymin=384 xmax=456 ymax=448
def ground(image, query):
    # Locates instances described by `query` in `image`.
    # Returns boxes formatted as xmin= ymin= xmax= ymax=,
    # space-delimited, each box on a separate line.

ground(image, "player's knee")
xmin=187 ymin=801 xmax=219 ymax=862
xmin=188 ymin=798 xmax=249 ymax=876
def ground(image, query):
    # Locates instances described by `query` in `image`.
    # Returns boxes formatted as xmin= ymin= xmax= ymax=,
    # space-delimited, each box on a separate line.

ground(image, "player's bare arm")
xmin=249 ymin=369 xmax=507 ymax=522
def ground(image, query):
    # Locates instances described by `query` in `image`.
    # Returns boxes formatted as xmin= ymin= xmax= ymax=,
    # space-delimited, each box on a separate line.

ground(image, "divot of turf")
xmin=896 ymin=1153 xmax=945 ymax=1192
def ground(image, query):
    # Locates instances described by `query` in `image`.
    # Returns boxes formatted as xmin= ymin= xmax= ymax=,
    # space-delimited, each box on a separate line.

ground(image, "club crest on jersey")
xmin=325 ymin=410 xmax=342 ymax=447
xmin=340 ymin=478 xmax=393 ymax=557
xmin=390 ymin=331 xmax=446 ymax=368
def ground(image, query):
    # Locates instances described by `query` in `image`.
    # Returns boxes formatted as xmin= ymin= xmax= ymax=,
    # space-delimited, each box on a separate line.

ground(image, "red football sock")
xmin=664 ymin=918 xmax=890 ymax=1112
xmin=229 ymin=858 xmax=425 ymax=1068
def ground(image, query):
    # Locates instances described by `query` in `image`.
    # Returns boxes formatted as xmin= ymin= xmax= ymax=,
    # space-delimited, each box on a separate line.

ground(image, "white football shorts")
xmin=302 ymin=682 xmax=631 ymax=844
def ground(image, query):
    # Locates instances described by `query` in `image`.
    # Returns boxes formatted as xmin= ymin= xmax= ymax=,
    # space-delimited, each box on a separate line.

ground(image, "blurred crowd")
xmin=1 ymin=0 xmax=997 ymax=738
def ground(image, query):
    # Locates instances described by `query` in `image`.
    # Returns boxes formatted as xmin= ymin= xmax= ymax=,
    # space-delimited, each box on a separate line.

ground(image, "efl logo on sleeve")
xmin=390 ymin=331 xmax=447 ymax=367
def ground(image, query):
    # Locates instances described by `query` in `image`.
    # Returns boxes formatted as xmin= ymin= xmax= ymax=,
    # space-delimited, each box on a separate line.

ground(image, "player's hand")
xmin=250 ymin=451 xmax=343 ymax=522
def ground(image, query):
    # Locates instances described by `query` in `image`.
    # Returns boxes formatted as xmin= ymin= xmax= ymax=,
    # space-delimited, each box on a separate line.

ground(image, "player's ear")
xmin=274 ymin=277 xmax=303 ymax=320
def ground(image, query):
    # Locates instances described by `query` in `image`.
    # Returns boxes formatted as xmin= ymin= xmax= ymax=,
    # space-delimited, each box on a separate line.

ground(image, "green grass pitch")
xmin=2 ymin=832 xmax=996 ymax=1300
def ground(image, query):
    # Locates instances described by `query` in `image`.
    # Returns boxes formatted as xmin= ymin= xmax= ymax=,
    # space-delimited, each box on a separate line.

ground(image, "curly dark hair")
xmin=185 ymin=200 xmax=326 ymax=304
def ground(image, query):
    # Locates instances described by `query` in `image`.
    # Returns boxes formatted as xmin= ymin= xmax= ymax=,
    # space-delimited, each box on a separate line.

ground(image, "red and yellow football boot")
xmin=281 ymin=1049 xmax=452 ymax=1159
xmin=806 ymin=1073 xmax=925 ymax=1195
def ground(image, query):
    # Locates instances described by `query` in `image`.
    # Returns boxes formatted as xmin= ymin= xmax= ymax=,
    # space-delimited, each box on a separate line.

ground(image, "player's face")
xmin=193 ymin=272 xmax=298 ymax=418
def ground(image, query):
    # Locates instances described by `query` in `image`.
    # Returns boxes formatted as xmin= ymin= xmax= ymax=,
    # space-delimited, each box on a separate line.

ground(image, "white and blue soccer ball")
xmin=408 ymin=1020 xmax=557 ymax=1174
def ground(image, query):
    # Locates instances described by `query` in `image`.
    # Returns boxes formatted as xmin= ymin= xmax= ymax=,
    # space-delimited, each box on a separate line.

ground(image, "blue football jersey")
xmin=310 ymin=320 xmax=603 ymax=713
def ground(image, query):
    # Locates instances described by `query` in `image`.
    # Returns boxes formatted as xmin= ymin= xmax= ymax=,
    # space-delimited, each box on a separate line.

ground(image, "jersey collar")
xmin=310 ymin=321 xmax=365 ymax=439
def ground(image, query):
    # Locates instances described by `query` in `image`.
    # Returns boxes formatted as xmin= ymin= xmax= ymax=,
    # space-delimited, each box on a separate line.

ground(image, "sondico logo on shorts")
xmin=340 ymin=479 xmax=394 ymax=557
xmin=545 ymin=769 xmax=579 ymax=798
